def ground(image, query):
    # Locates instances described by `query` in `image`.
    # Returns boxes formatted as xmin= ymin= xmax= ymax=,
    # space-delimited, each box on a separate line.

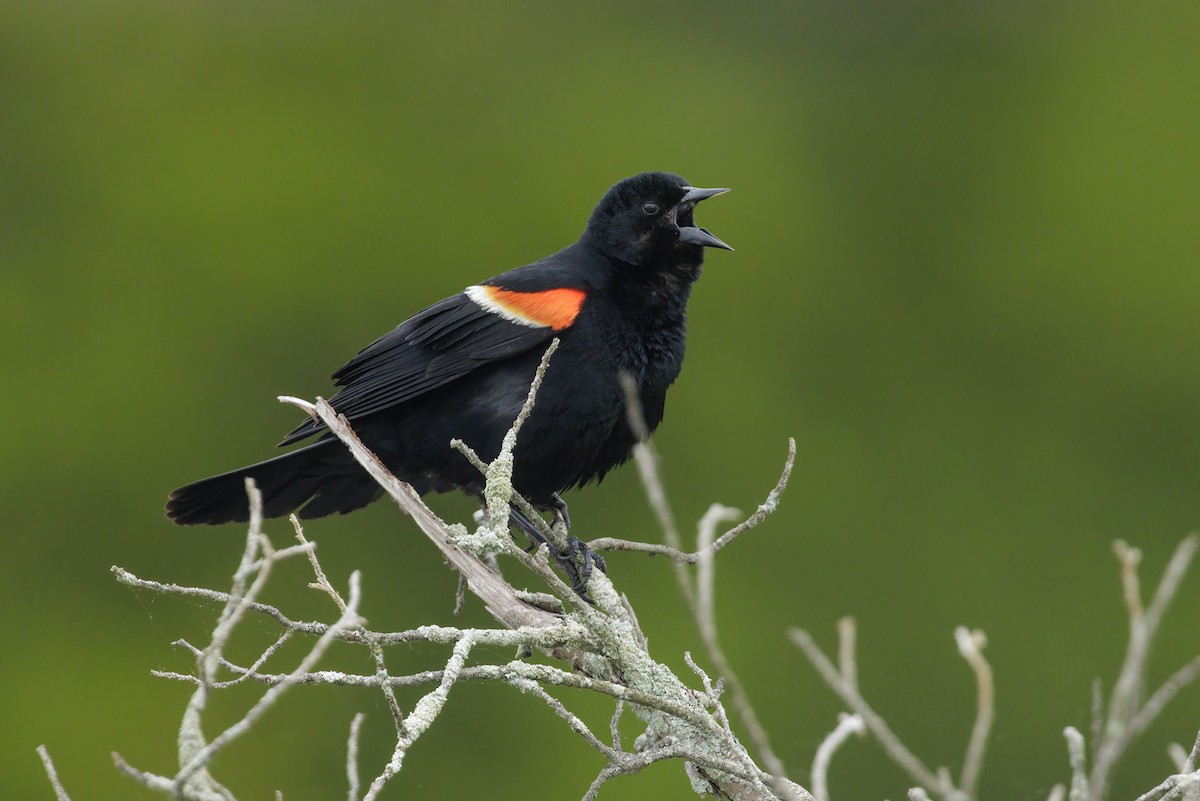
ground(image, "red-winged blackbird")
xmin=166 ymin=172 xmax=730 ymax=581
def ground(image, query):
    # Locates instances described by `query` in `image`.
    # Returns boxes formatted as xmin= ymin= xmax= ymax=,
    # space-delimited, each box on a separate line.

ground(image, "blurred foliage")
xmin=2 ymin=1 xmax=1198 ymax=799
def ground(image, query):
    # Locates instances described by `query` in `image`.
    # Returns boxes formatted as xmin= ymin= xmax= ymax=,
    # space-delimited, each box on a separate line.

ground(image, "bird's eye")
xmin=641 ymin=201 xmax=659 ymax=216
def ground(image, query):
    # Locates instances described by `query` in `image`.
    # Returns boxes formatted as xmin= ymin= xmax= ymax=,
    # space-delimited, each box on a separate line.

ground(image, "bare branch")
xmin=111 ymin=751 xmax=176 ymax=794
xmin=111 ymin=348 xmax=815 ymax=801
xmin=174 ymin=630 xmax=293 ymax=689
xmin=346 ymin=713 xmax=364 ymax=801
xmin=696 ymin=503 xmax=740 ymax=645
xmin=811 ymin=714 xmax=865 ymax=801
xmin=113 ymin=486 xmax=355 ymax=799
xmin=1133 ymin=732 xmax=1200 ymax=801
xmin=513 ymin=678 xmax=622 ymax=762
xmin=954 ymin=627 xmax=994 ymax=799
xmin=294 ymin=516 xmax=409 ymax=733
xmin=588 ymin=438 xmax=796 ymax=565
xmin=610 ymin=426 xmax=797 ymax=781
xmin=157 ymin=657 xmax=721 ymax=734
xmin=582 ymin=763 xmax=627 ymax=801
xmin=790 ymin=624 xmax=946 ymax=797
xmin=1065 ymin=726 xmax=1089 ymax=801
xmin=1125 ymin=654 xmax=1200 ymax=745
xmin=451 ymin=437 xmax=556 ymax=548
xmin=1090 ymin=535 xmax=1200 ymax=801
xmin=277 ymin=393 xmax=563 ymax=633
xmin=1168 ymin=743 xmax=1191 ymax=775
xmin=1143 ymin=536 xmax=1199 ymax=645
xmin=175 ymin=570 xmax=365 ymax=791
xmin=361 ymin=633 xmax=476 ymax=801
xmin=836 ymin=617 xmax=857 ymax=693
xmin=618 ymin=371 xmax=685 ymax=577
xmin=37 ymin=745 xmax=73 ymax=801
xmin=477 ymin=339 xmax=561 ymax=544
xmin=609 ymin=700 xmax=625 ymax=752
xmin=691 ymin=499 xmax=788 ymax=780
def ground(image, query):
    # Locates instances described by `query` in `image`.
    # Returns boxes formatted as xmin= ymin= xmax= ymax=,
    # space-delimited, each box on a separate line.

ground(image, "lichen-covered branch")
xmin=74 ymin=342 xmax=807 ymax=801
xmin=38 ymin=340 xmax=1200 ymax=801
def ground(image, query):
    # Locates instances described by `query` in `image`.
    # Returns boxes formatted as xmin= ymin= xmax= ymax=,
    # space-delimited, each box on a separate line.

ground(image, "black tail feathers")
xmin=165 ymin=440 xmax=382 ymax=525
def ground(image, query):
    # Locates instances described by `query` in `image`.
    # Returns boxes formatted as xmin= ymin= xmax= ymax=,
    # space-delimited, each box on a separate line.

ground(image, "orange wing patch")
xmin=467 ymin=285 xmax=586 ymax=331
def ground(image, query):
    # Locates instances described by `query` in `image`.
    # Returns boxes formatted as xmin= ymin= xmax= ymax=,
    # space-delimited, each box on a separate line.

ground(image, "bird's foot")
xmin=551 ymin=536 xmax=607 ymax=602
xmin=508 ymin=503 xmax=604 ymax=601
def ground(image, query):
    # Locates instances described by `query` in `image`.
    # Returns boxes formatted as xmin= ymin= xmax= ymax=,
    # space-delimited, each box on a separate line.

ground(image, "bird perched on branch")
xmin=166 ymin=171 xmax=732 ymax=592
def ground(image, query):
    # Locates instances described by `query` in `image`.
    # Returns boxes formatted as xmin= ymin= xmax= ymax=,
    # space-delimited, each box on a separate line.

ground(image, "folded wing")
xmin=279 ymin=284 xmax=586 ymax=446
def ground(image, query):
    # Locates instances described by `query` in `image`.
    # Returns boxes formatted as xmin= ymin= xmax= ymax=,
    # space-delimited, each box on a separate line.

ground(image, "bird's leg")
xmin=507 ymin=502 xmax=603 ymax=601
xmin=548 ymin=493 xmax=606 ymax=574
xmin=508 ymin=505 xmax=551 ymax=552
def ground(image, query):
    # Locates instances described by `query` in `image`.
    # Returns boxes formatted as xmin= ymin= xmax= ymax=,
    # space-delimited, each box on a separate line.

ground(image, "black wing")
xmin=278 ymin=291 xmax=557 ymax=446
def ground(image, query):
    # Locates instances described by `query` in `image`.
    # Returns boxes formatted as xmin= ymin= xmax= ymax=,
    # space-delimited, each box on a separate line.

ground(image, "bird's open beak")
xmin=681 ymin=186 xmax=731 ymax=204
xmin=677 ymin=186 xmax=733 ymax=251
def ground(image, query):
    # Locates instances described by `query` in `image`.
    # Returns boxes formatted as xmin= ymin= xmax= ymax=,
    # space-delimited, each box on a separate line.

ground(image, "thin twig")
xmin=111 ymin=751 xmax=175 ymax=793
xmin=294 ymin=517 xmax=408 ymax=734
xmin=1132 ymin=731 xmax=1200 ymax=801
xmin=346 ymin=713 xmax=364 ymax=801
xmin=1090 ymin=678 xmax=1104 ymax=766
xmin=175 ymin=629 xmax=293 ymax=689
xmin=790 ymin=625 xmax=945 ymax=795
xmin=37 ymin=745 xmax=74 ymax=801
xmin=1143 ymin=536 xmax=1199 ymax=647
xmin=955 ymin=627 xmax=994 ymax=799
xmin=1125 ymin=654 xmax=1200 ymax=745
xmin=614 ymin=414 xmax=796 ymax=781
xmin=836 ymin=618 xmax=857 ymax=693
xmin=1065 ymin=727 xmax=1089 ymax=801
xmin=477 ymin=339 xmax=561 ymax=544
xmin=512 ymin=678 xmax=621 ymax=761
xmin=582 ymin=763 xmax=627 ymax=801
xmin=361 ymin=633 xmax=476 ymax=801
xmin=156 ymin=658 xmax=721 ymax=734
xmin=691 ymin=498 xmax=789 ymax=780
xmin=175 ymin=570 xmax=364 ymax=790
xmin=588 ymin=439 xmax=796 ymax=566
xmin=618 ymin=372 xmax=686 ymax=580
xmin=811 ymin=714 xmax=864 ymax=801
xmin=172 ymin=479 xmax=278 ymax=799
xmin=696 ymin=503 xmax=740 ymax=645
xmin=1091 ymin=535 xmax=1199 ymax=801
xmin=609 ymin=700 xmax=625 ymax=751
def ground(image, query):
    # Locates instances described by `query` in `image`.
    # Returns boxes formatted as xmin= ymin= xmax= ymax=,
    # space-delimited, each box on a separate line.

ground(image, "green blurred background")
xmin=3 ymin=1 xmax=1198 ymax=799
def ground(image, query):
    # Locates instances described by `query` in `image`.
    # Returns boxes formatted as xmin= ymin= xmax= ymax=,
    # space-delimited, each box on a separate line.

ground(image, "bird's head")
xmin=583 ymin=172 xmax=731 ymax=276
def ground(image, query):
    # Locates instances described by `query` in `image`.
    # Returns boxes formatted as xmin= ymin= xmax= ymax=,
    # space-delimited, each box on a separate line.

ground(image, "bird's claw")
xmin=551 ymin=536 xmax=607 ymax=601
xmin=508 ymin=503 xmax=604 ymax=601
xmin=550 ymin=493 xmax=572 ymax=530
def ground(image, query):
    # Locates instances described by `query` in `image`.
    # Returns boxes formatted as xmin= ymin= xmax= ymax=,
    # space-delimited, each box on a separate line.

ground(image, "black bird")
xmin=166 ymin=172 xmax=731 ymax=586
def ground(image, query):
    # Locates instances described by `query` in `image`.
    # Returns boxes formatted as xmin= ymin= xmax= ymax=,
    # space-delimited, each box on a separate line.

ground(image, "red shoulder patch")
xmin=469 ymin=285 xmax=586 ymax=331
